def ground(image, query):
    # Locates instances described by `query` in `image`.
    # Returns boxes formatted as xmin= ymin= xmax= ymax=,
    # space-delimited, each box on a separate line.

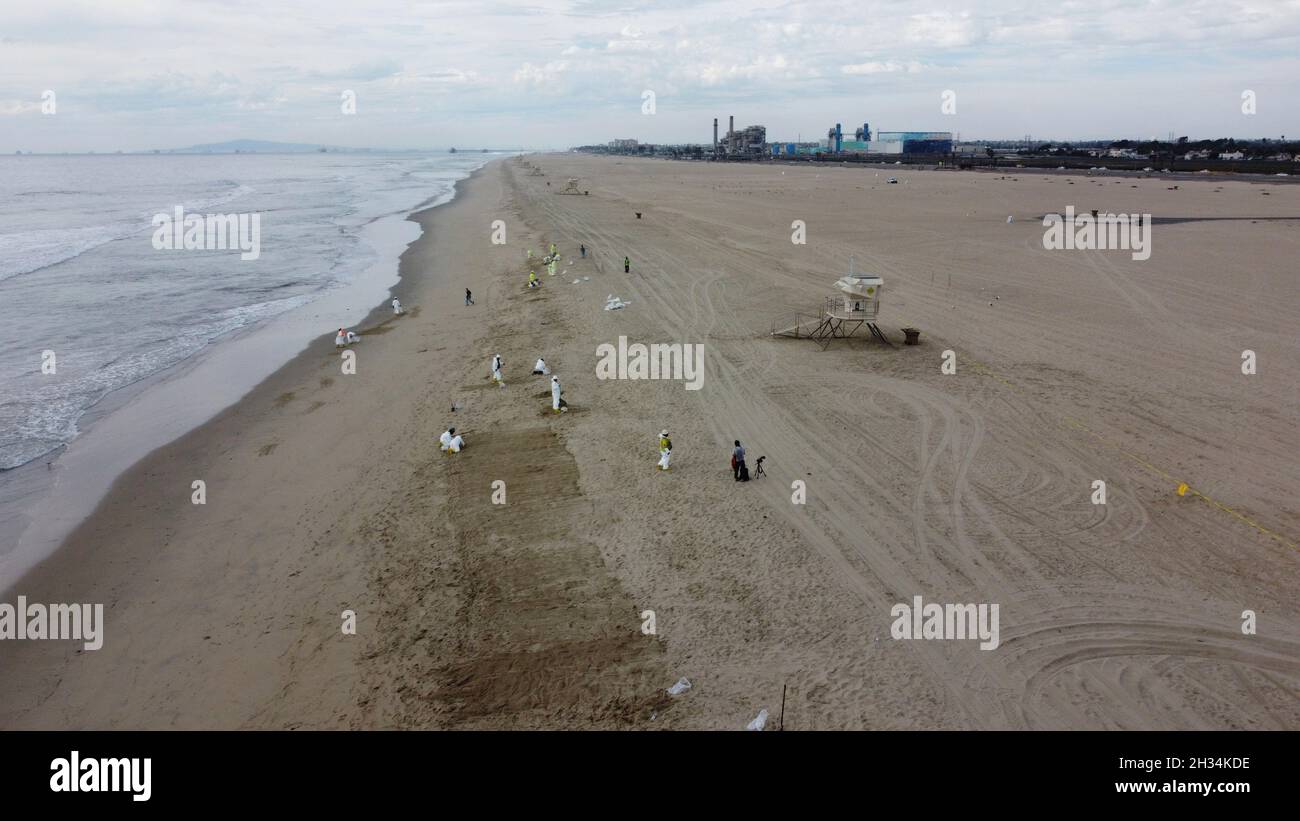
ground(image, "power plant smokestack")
xmin=729 ymin=115 xmax=734 ymax=153
xmin=713 ymin=118 xmax=718 ymax=154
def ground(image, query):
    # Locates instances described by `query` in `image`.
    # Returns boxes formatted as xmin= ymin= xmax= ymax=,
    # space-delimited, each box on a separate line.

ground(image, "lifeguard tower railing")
xmin=770 ymin=296 xmax=890 ymax=349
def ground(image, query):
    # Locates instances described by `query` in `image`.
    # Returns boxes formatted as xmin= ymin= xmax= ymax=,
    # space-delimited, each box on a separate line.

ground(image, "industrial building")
xmin=713 ymin=116 xmax=768 ymax=157
xmin=770 ymin=122 xmax=953 ymax=156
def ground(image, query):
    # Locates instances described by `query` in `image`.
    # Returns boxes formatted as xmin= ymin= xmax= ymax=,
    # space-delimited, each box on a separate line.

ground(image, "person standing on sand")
xmin=551 ymin=375 xmax=563 ymax=412
xmin=657 ymin=429 xmax=672 ymax=471
xmin=392 ymin=297 xmax=403 ymax=315
xmin=465 ymin=288 xmax=474 ymax=306
xmin=580 ymin=244 xmax=586 ymax=258
xmin=732 ymin=440 xmax=747 ymax=481
xmin=624 ymin=256 xmax=630 ymax=273
xmin=491 ymin=354 xmax=504 ymax=384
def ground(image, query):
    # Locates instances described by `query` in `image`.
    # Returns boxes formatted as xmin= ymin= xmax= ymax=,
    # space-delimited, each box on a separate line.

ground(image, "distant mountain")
xmin=155 ymin=139 xmax=367 ymax=154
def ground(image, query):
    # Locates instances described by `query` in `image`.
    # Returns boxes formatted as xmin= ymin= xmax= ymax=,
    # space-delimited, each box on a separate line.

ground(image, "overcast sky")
xmin=1 ymin=0 xmax=1297 ymax=152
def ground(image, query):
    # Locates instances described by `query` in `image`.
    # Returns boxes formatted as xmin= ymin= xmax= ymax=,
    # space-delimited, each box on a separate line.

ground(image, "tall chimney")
xmin=729 ymin=115 xmax=734 ymax=153
xmin=713 ymin=118 xmax=718 ymax=154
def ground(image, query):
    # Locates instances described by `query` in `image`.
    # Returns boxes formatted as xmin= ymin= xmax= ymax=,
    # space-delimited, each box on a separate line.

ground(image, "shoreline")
xmin=0 ymin=160 xmax=493 ymax=594
xmin=0 ymin=157 xmax=512 ymax=727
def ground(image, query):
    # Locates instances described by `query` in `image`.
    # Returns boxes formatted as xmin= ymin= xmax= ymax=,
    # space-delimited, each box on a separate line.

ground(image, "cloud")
xmin=840 ymin=60 xmax=925 ymax=75
xmin=0 ymin=100 xmax=42 ymax=115
xmin=904 ymin=12 xmax=980 ymax=48
xmin=1 ymin=0 xmax=1298 ymax=150
xmin=512 ymin=61 xmax=569 ymax=87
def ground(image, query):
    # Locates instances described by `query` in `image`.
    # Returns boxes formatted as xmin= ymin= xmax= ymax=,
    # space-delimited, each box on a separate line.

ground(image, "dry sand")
xmin=1 ymin=156 xmax=1297 ymax=729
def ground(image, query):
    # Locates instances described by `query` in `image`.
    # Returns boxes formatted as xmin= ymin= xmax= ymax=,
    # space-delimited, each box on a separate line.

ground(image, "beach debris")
xmin=1006 ymin=216 xmax=1013 ymax=223
xmin=582 ymin=276 xmax=590 ymax=281
xmin=667 ymin=677 xmax=691 ymax=696
xmin=747 ymin=709 xmax=769 ymax=731
xmin=572 ymin=278 xmax=581 ymax=284
xmin=605 ymin=294 xmax=631 ymax=311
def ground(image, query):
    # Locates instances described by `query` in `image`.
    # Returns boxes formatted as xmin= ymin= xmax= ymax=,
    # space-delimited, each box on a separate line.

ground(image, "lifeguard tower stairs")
xmin=770 ymin=265 xmax=891 ymax=349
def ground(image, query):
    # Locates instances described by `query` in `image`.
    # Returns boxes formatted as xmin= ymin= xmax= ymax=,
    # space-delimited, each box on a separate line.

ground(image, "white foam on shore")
xmin=0 ymin=160 xmax=492 ymax=593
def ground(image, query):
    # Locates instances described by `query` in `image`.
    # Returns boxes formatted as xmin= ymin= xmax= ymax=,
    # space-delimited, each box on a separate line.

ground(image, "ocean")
xmin=0 ymin=151 xmax=492 ymax=470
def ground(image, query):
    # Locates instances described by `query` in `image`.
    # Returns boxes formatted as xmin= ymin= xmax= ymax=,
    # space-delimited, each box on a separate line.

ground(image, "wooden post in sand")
xmin=779 ymin=684 xmax=787 ymax=731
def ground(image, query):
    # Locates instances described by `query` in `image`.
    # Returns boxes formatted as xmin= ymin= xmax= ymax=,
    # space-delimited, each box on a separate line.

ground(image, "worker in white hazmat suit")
xmin=392 ymin=297 xmax=403 ymax=315
xmin=551 ymin=375 xmax=563 ymax=412
xmin=490 ymin=354 xmax=504 ymax=384
xmin=345 ymin=330 xmax=361 ymax=344
xmin=440 ymin=427 xmax=464 ymax=453
xmin=657 ymin=429 xmax=672 ymax=471
xmin=533 ymin=358 xmax=549 ymax=375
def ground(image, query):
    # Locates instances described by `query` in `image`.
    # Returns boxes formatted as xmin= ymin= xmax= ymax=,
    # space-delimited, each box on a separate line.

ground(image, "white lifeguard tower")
xmin=557 ymin=177 xmax=583 ymax=194
xmin=771 ymin=257 xmax=891 ymax=348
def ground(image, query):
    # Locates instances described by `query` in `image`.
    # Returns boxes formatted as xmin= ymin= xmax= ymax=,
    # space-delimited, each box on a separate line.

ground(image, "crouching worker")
xmin=533 ymin=358 xmax=550 ymax=375
xmin=440 ymin=427 xmax=465 ymax=453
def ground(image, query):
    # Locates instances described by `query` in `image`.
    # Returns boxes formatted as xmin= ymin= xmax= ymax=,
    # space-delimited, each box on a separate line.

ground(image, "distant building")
xmin=860 ymin=132 xmax=953 ymax=155
xmin=610 ymin=138 xmax=639 ymax=151
xmin=720 ymin=124 xmax=766 ymax=155
xmin=1218 ymin=150 xmax=1245 ymax=160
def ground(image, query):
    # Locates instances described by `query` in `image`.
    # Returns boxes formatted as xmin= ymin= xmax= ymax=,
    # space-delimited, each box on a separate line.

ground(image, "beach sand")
xmin=1 ymin=156 xmax=1297 ymax=729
